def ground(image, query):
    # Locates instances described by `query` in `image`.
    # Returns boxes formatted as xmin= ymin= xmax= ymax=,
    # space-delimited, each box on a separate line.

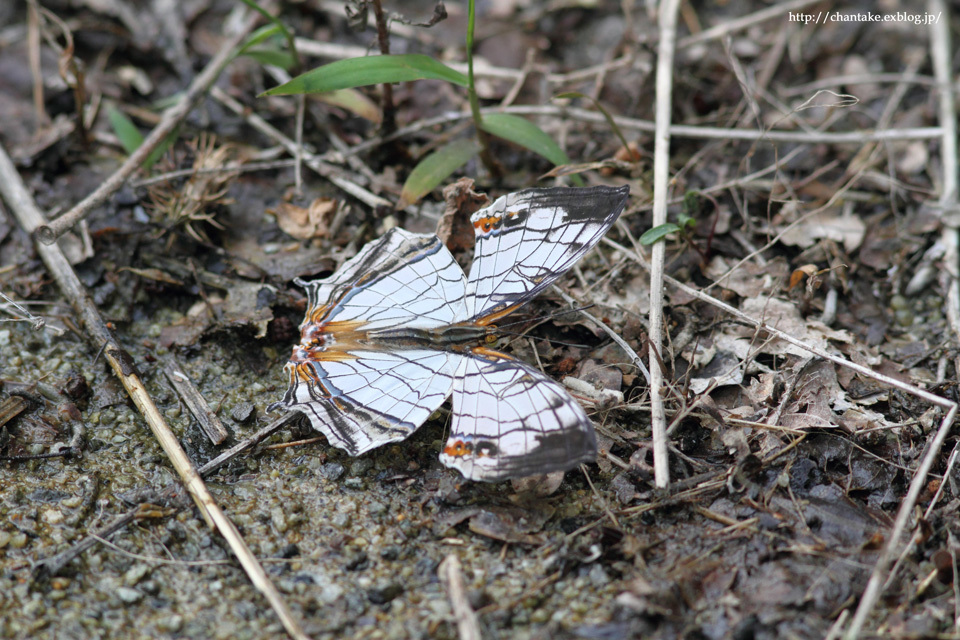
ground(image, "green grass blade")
xmin=479 ymin=113 xmax=569 ymax=166
xmin=239 ymin=47 xmax=295 ymax=70
xmin=261 ymin=54 xmax=469 ymax=96
xmin=107 ymin=105 xmax=144 ymax=155
xmin=238 ymin=24 xmax=284 ymax=51
xmin=399 ymin=140 xmax=481 ymax=207
xmin=106 ymin=105 xmax=175 ymax=170
xmin=640 ymin=223 xmax=681 ymax=245
xmin=480 ymin=113 xmax=582 ymax=185
xmin=237 ymin=0 xmax=293 ymax=41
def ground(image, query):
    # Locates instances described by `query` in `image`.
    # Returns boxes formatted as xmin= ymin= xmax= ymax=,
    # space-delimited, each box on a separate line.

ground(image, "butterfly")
xmin=273 ymin=185 xmax=630 ymax=481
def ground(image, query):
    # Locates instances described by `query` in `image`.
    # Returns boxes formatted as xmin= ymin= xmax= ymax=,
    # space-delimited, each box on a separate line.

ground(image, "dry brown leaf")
xmin=778 ymin=208 xmax=866 ymax=253
xmin=437 ymin=178 xmax=488 ymax=254
xmin=268 ymin=198 xmax=337 ymax=240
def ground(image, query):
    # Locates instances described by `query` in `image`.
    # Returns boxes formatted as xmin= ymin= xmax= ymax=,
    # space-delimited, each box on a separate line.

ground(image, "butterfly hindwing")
xmin=439 ymin=348 xmax=597 ymax=481
xmin=282 ymin=349 xmax=460 ymax=455
xmin=300 ymin=227 xmax=469 ymax=331
xmin=465 ymin=185 xmax=629 ymax=323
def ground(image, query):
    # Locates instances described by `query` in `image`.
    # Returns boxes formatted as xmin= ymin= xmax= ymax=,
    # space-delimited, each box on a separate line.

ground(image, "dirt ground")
xmin=1 ymin=1 xmax=959 ymax=639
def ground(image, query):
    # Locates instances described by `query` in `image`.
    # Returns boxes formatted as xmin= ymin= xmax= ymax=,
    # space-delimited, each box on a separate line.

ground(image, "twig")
xmin=648 ymin=0 xmax=681 ymax=488
xmin=0 ymin=142 xmax=311 ymax=640
xmin=495 ymin=105 xmax=942 ymax=143
xmin=551 ymin=285 xmax=650 ymax=384
xmin=32 ymin=411 xmax=297 ymax=578
xmin=846 ymin=1 xmax=959 ymax=638
xmin=210 ymin=86 xmax=391 ymax=209
xmin=677 ymin=0 xmax=820 ymax=48
xmin=163 ymin=360 xmax=230 ymax=445
xmin=371 ymin=0 xmax=397 ymax=134
xmin=438 ymin=555 xmax=482 ymax=640
xmin=34 ymin=12 xmax=259 ymax=244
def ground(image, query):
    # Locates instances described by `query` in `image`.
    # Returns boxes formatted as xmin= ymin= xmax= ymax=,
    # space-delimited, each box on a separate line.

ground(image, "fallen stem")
xmin=0 ymin=141 xmax=311 ymax=640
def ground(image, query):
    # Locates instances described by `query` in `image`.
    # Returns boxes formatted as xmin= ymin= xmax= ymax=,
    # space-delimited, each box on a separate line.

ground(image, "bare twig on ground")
xmin=551 ymin=285 xmax=650 ymax=384
xmin=677 ymin=0 xmax=820 ymax=47
xmin=163 ymin=360 xmax=230 ymax=445
xmin=438 ymin=555 xmax=482 ymax=640
xmin=33 ymin=412 xmax=298 ymax=578
xmin=210 ymin=86 xmax=391 ymax=209
xmin=648 ymin=0 xmax=682 ymax=488
xmin=0 ymin=143 xmax=312 ymax=640
xmin=34 ymin=12 xmax=258 ymax=244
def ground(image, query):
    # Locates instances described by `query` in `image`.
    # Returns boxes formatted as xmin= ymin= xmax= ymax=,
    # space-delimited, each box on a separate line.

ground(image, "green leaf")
xmin=640 ymin=223 xmax=681 ymax=245
xmin=261 ymin=54 xmax=469 ymax=96
xmin=398 ymin=140 xmax=481 ymax=208
xmin=479 ymin=113 xmax=583 ymax=186
xmin=237 ymin=0 xmax=293 ymax=41
xmin=107 ymin=105 xmax=144 ymax=156
xmin=479 ymin=113 xmax=569 ymax=166
xmin=239 ymin=24 xmax=285 ymax=51
xmin=240 ymin=47 xmax=295 ymax=70
xmin=106 ymin=105 xmax=175 ymax=170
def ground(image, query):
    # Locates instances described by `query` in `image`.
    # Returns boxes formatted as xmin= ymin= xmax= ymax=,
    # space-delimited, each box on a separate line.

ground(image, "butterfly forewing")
xmin=440 ymin=349 xmax=597 ymax=481
xmin=465 ymin=185 xmax=629 ymax=323
xmin=300 ymin=227 xmax=469 ymax=331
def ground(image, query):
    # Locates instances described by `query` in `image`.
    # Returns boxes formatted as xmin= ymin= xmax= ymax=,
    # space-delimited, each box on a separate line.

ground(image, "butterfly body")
xmin=276 ymin=185 xmax=629 ymax=481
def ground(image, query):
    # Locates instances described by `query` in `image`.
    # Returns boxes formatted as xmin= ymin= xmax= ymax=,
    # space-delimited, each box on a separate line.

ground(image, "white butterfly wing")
xmin=464 ymin=185 xmax=629 ymax=323
xmin=300 ymin=227 xmax=469 ymax=331
xmin=440 ymin=349 xmax=596 ymax=481
xmin=281 ymin=350 xmax=459 ymax=455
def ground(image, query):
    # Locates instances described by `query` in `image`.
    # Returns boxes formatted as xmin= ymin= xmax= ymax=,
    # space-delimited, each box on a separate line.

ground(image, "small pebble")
xmin=367 ymin=582 xmax=403 ymax=605
xmin=116 ymin=587 xmax=143 ymax=604
xmin=230 ymin=402 xmax=256 ymax=424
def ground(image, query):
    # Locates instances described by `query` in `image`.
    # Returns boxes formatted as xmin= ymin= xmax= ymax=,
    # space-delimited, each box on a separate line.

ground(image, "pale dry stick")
xmin=0 ymin=145 xmax=312 ymax=640
xmin=846 ymin=2 xmax=959 ymax=637
xmin=163 ymin=361 xmax=230 ymax=446
xmin=309 ymin=105 xmax=938 ymax=172
xmin=603 ymin=235 xmax=960 ymax=639
xmin=551 ymin=285 xmax=650 ymax=384
xmin=35 ymin=13 xmax=258 ymax=244
xmin=648 ymin=0 xmax=682 ymax=488
xmin=131 ymin=158 xmax=298 ymax=188
xmin=498 ymin=105 xmax=942 ymax=143
xmin=929 ymin=0 xmax=960 ymax=341
xmin=438 ymin=555 xmax=482 ymax=640
xmin=677 ymin=0 xmax=820 ymax=48
xmin=210 ymin=86 xmax=391 ymax=210
xmin=780 ymin=73 xmax=939 ymax=96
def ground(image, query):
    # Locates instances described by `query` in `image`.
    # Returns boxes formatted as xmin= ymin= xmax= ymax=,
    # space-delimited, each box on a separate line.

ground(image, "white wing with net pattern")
xmin=438 ymin=349 xmax=597 ymax=481
xmin=276 ymin=228 xmax=469 ymax=454
xmin=299 ymin=227 xmax=469 ymax=331
xmin=464 ymin=185 xmax=629 ymax=324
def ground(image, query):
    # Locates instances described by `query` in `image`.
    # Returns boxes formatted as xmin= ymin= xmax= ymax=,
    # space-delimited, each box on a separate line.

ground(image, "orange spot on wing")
xmin=443 ymin=440 xmax=472 ymax=457
xmin=474 ymin=215 xmax=502 ymax=234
